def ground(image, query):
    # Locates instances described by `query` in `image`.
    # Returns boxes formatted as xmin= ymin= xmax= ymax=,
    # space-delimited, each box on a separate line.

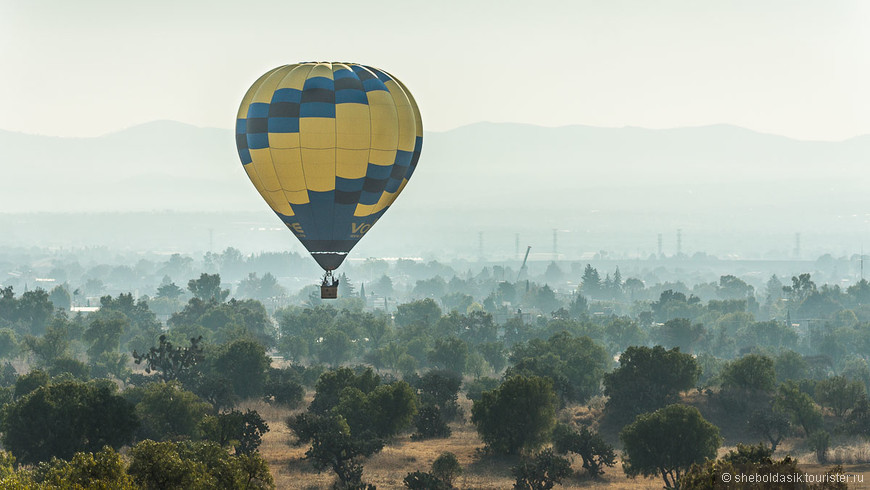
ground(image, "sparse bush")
xmin=511 ymin=448 xmax=572 ymax=490
xmin=552 ymin=423 xmax=615 ymax=476
xmin=263 ymin=367 xmax=304 ymax=408
xmin=411 ymin=405 xmax=451 ymax=440
xmin=431 ymin=452 xmax=462 ymax=487
xmin=808 ymin=430 xmax=831 ymax=463
xmin=464 ymin=376 xmax=500 ymax=402
xmin=404 ymin=470 xmax=450 ymax=489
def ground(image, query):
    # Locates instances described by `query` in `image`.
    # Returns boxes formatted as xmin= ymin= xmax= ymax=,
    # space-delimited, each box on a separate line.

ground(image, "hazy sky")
xmin=1 ymin=0 xmax=868 ymax=140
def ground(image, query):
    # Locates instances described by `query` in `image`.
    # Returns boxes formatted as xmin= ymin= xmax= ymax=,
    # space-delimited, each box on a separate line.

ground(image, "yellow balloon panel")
xmin=335 ymin=149 xmax=369 ymax=180
xmin=300 ymin=118 xmax=336 ymax=149
xmin=335 ymin=103 xmax=371 ymax=149
xmin=300 ymin=148 xmax=336 ymax=192
xmin=270 ymin=148 xmax=307 ymax=191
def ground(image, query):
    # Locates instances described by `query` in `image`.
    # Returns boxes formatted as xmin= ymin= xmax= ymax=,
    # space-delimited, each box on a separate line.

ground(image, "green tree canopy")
xmin=620 ymin=404 xmax=721 ymax=489
xmin=187 ymin=273 xmax=230 ymax=302
xmin=471 ymin=375 xmax=558 ymax=455
xmin=1 ymin=380 xmax=138 ymax=464
xmin=131 ymin=381 xmax=211 ymax=441
xmin=603 ymin=345 xmax=700 ymax=422
xmin=720 ymin=354 xmax=776 ymax=392
xmin=211 ymin=338 xmax=271 ymax=400
xmin=507 ymin=331 xmax=609 ymax=405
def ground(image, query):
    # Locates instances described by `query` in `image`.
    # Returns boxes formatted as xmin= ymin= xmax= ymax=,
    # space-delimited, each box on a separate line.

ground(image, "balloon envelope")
xmin=235 ymin=62 xmax=423 ymax=271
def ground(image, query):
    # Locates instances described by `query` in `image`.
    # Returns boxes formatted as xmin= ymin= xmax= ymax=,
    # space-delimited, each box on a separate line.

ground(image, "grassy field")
xmin=245 ymin=391 xmax=870 ymax=489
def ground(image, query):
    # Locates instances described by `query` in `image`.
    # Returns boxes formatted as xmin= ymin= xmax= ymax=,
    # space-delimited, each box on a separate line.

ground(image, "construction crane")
xmin=516 ymin=246 xmax=532 ymax=281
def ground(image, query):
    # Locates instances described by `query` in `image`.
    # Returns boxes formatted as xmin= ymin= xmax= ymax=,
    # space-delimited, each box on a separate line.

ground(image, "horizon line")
xmin=1 ymin=119 xmax=867 ymax=144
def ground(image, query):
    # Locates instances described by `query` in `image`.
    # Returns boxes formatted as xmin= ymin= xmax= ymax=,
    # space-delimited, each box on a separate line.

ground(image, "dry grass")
xmin=251 ymin=391 xmax=870 ymax=489
xmin=252 ymin=393 xmax=667 ymax=489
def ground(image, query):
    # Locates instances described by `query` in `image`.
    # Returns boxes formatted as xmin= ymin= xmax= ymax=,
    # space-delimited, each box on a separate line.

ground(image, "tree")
xmin=720 ymin=354 xmax=776 ymax=392
xmin=477 ymin=341 xmax=507 ymax=374
xmin=471 ymin=375 xmax=558 ymax=455
xmin=650 ymin=290 xmax=703 ymax=323
xmin=236 ymin=272 xmax=286 ymax=301
xmin=94 ymin=293 xmax=163 ymax=353
xmin=567 ymin=293 xmax=588 ymax=319
xmin=395 ymin=298 xmax=442 ymax=328
xmin=412 ymin=405 xmax=451 ymax=440
xmin=128 ymin=439 xmax=274 ymax=489
xmin=511 ymin=449 xmax=572 ymax=490
xmin=200 ymin=409 xmax=269 ymax=455
xmin=156 ymin=281 xmax=185 ymax=300
xmin=815 ymin=375 xmax=865 ymax=418
xmin=212 ymin=338 xmax=271 ymax=399
xmin=748 ymin=406 xmax=791 ymax=451
xmin=13 ymin=369 xmax=49 ymax=399
xmin=0 ymin=328 xmax=17 ymax=359
xmin=23 ymin=323 xmax=70 ymax=366
xmin=603 ymin=346 xmax=700 ymax=422
xmin=133 ymin=335 xmax=203 ymax=383
xmin=774 ymin=350 xmax=808 ymax=383
xmin=623 ymin=277 xmax=644 ymax=300
xmin=783 ymin=273 xmax=816 ymax=304
xmin=373 ymin=275 xmax=394 ymax=297
xmin=404 ymin=451 xmax=462 ymax=489
xmin=263 ymin=367 xmax=305 ymax=408
xmin=413 ymin=369 xmax=462 ymax=420
xmin=404 ymin=471 xmax=451 ymax=490
xmin=1 ymin=380 xmax=138 ymax=464
xmin=580 ymin=264 xmax=601 ymax=297
xmin=807 ymin=430 xmax=830 ymax=464
xmin=49 ymin=357 xmax=92 ymax=381
xmin=552 ymin=423 xmax=616 ymax=477
xmin=774 ymin=381 xmax=822 ymax=437
xmin=507 ymin=331 xmax=609 ymax=405
xmin=718 ymin=275 xmax=754 ymax=300
xmin=15 ymin=289 xmax=56 ymax=336
xmin=317 ymin=328 xmax=353 ymax=367
xmin=652 ymin=318 xmax=705 ymax=353
xmin=288 ymin=413 xmax=383 ymax=489
xmin=187 ymin=273 xmax=230 ymax=302
xmin=310 ymin=367 xmax=381 ymax=415
xmin=337 ymin=381 xmax=419 ymax=439
xmin=22 ymin=446 xmax=135 ymax=489
xmin=431 ymin=452 xmax=462 ymax=488
xmin=428 ymin=337 xmax=469 ymax=375
xmin=680 ymin=444 xmax=826 ymax=490
xmin=84 ymin=311 xmax=127 ymax=362
xmin=620 ymin=404 xmax=721 ymax=489
xmin=764 ymin=274 xmax=784 ymax=305
xmin=126 ymin=440 xmax=208 ymax=489
xmin=48 ymin=285 xmax=72 ymax=311
xmin=133 ymin=381 xmax=211 ymax=441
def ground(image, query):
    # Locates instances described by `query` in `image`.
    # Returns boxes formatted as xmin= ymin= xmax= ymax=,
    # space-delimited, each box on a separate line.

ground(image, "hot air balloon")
xmin=235 ymin=62 xmax=422 ymax=298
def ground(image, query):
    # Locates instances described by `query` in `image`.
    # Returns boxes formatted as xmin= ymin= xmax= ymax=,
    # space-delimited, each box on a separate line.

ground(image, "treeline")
xmin=0 ymin=264 xmax=869 ymax=488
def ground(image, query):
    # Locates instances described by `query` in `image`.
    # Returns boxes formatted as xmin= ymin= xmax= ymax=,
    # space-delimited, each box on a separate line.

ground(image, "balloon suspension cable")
xmin=322 ymin=270 xmax=334 ymax=286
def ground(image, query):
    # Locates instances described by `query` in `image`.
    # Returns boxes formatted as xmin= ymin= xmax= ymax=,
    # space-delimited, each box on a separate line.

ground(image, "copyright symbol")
xmin=722 ymin=473 xmax=732 ymax=483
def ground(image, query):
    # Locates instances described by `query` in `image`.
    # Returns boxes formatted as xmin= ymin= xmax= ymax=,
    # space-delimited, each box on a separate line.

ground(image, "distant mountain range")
xmin=1 ymin=121 xmax=867 ymax=258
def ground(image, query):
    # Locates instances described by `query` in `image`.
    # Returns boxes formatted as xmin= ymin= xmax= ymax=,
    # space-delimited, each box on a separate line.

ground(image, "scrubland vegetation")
xmin=0 ymin=248 xmax=868 ymax=488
